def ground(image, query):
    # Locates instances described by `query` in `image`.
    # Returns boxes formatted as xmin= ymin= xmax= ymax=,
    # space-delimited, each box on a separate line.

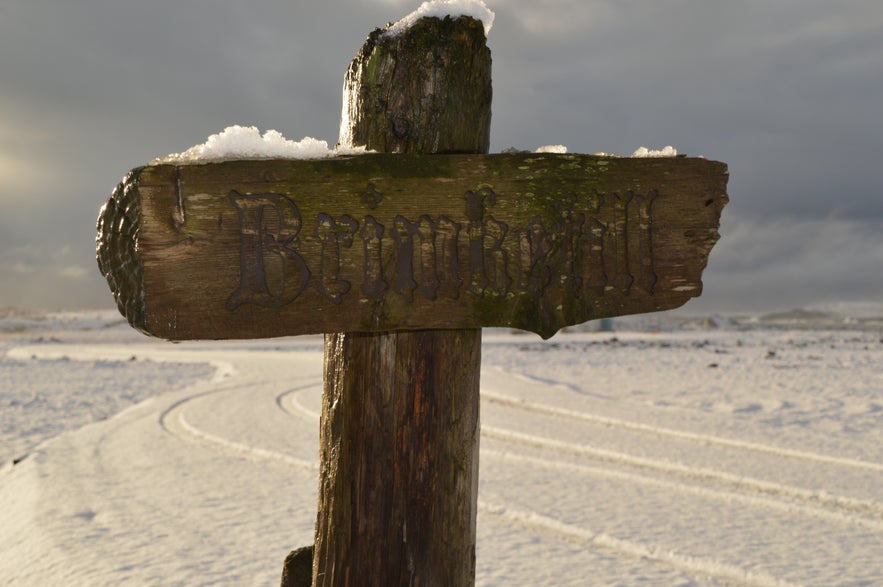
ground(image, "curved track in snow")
xmin=275 ymin=382 xmax=883 ymax=586
xmin=482 ymin=389 xmax=883 ymax=473
xmin=2 ymin=329 xmax=882 ymax=586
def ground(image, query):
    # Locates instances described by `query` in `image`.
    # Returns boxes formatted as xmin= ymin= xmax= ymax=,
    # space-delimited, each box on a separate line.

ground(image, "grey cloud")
xmin=1 ymin=0 xmax=881 ymax=312
xmin=693 ymin=215 xmax=883 ymax=312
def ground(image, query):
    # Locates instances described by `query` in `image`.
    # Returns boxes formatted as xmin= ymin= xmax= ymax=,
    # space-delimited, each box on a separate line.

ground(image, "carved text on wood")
xmin=96 ymin=154 xmax=728 ymax=340
xmin=226 ymin=186 xmax=659 ymax=311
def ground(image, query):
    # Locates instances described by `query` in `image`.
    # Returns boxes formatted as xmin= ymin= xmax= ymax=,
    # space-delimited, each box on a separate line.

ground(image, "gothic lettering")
xmin=361 ymin=183 xmax=383 ymax=210
xmin=392 ymin=215 xmax=419 ymax=301
xmin=315 ymin=213 xmax=358 ymax=304
xmin=360 ymin=216 xmax=387 ymax=302
xmin=414 ymin=216 xmax=440 ymax=300
xmin=628 ymin=190 xmax=657 ymax=294
xmin=516 ymin=217 xmax=551 ymax=297
xmin=226 ymin=192 xmax=310 ymax=309
xmin=434 ymin=216 xmax=462 ymax=299
xmin=553 ymin=199 xmax=586 ymax=298
xmin=483 ymin=217 xmax=510 ymax=295
xmin=465 ymin=188 xmax=510 ymax=296
xmin=580 ymin=192 xmax=607 ymax=296
xmin=465 ymin=188 xmax=491 ymax=294
xmin=605 ymin=192 xmax=635 ymax=293
xmin=225 ymin=186 xmax=658 ymax=310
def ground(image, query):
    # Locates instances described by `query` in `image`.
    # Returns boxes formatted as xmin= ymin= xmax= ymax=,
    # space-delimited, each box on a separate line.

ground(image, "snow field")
xmin=1 ymin=324 xmax=881 ymax=585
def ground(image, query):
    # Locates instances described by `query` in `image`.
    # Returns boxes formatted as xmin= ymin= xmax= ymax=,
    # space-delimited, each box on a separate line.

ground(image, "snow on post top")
xmin=150 ymin=125 xmax=368 ymax=165
xmin=384 ymin=0 xmax=495 ymax=37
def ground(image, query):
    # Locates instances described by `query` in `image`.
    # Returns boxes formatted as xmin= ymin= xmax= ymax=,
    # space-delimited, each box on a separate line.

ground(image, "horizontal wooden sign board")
xmin=97 ymin=153 xmax=728 ymax=340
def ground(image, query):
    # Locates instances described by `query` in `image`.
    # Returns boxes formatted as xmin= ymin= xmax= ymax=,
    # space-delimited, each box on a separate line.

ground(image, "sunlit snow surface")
xmin=1 ymin=309 xmax=882 ymax=586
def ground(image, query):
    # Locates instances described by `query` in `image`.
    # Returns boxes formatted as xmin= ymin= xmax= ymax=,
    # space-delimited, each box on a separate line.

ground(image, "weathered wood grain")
xmin=96 ymin=168 xmax=145 ymax=330
xmin=314 ymin=15 xmax=488 ymax=587
xmin=98 ymin=153 xmax=727 ymax=340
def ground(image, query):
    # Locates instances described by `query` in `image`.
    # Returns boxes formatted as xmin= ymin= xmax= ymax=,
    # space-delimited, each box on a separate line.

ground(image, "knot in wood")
xmin=392 ymin=116 xmax=411 ymax=139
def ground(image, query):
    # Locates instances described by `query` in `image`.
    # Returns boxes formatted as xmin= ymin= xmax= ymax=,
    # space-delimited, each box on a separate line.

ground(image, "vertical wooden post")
xmin=312 ymin=16 xmax=491 ymax=587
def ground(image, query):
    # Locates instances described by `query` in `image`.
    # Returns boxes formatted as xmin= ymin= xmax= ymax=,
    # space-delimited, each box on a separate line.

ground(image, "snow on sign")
xmin=97 ymin=152 xmax=727 ymax=340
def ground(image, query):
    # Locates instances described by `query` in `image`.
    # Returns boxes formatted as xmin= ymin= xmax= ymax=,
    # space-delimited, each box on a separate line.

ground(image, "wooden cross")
xmin=96 ymin=16 xmax=727 ymax=587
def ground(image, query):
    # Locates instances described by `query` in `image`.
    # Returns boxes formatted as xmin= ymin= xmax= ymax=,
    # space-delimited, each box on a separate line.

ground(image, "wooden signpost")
xmin=97 ymin=14 xmax=727 ymax=587
xmin=99 ymin=154 xmax=726 ymax=341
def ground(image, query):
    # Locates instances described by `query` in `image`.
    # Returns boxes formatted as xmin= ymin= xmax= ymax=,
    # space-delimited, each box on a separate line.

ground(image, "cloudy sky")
xmin=1 ymin=0 xmax=881 ymax=315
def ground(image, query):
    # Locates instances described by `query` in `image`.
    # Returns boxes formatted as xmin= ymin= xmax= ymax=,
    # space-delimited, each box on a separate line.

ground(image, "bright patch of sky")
xmin=0 ymin=136 xmax=56 ymax=199
xmin=507 ymin=0 xmax=610 ymax=35
xmin=59 ymin=266 xmax=90 ymax=280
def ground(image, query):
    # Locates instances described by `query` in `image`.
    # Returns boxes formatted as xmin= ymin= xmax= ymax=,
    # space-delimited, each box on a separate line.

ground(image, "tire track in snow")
xmin=176 ymin=383 xmax=820 ymax=587
xmin=282 ymin=385 xmax=883 ymax=523
xmin=483 ymin=388 xmax=883 ymax=473
xmin=159 ymin=381 xmax=321 ymax=472
xmin=483 ymin=425 xmax=883 ymax=520
xmin=483 ymin=448 xmax=883 ymax=533
xmin=478 ymin=501 xmax=802 ymax=587
xmin=217 ymin=387 xmax=806 ymax=587
xmin=277 ymin=385 xmax=323 ymax=421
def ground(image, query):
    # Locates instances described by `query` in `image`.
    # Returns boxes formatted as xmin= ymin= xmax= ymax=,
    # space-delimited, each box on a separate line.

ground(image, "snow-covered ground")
xmin=1 ymin=309 xmax=881 ymax=586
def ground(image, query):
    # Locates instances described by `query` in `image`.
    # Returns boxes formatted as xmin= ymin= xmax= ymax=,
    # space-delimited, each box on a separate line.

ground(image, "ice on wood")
xmin=150 ymin=125 xmax=368 ymax=165
xmin=385 ymin=0 xmax=495 ymax=37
